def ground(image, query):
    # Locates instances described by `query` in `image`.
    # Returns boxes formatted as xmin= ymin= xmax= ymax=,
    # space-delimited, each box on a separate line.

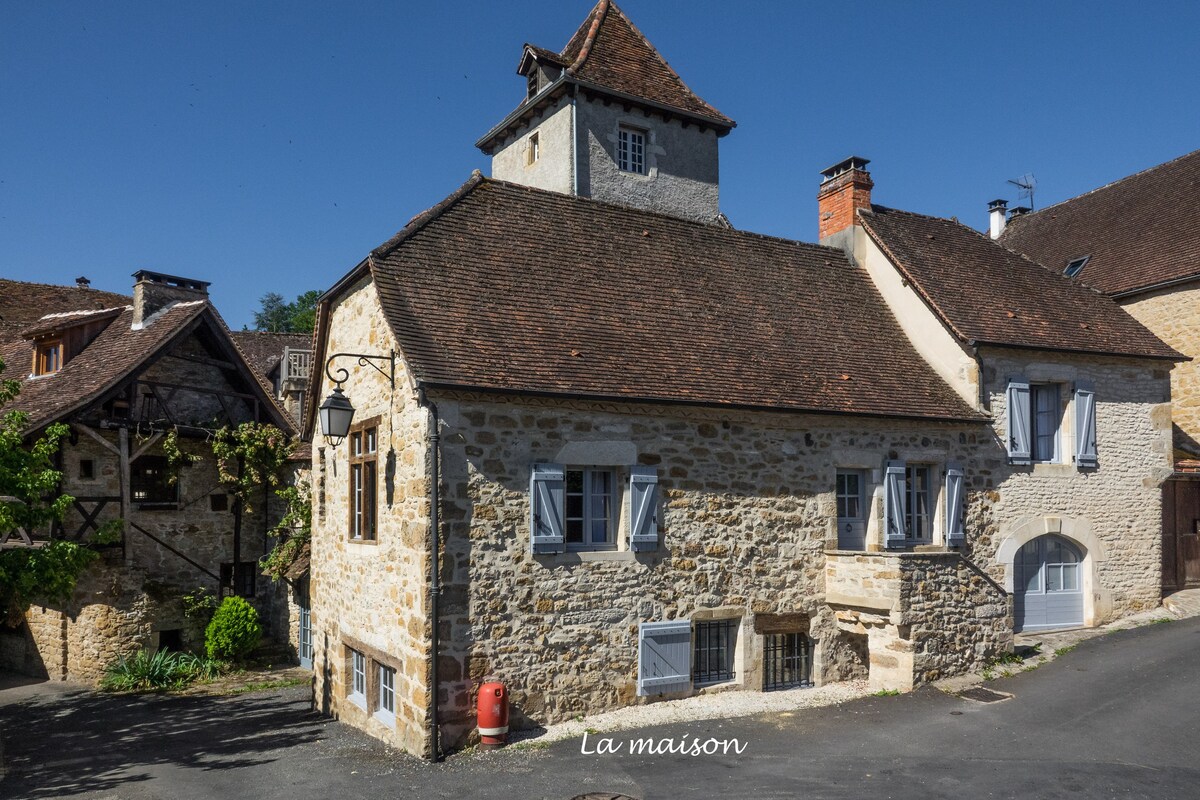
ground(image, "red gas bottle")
xmin=477 ymin=681 xmax=509 ymax=749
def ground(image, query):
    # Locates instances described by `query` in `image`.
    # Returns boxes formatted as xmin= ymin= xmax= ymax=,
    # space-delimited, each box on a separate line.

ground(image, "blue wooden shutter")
xmin=1007 ymin=377 xmax=1033 ymax=465
xmin=629 ymin=466 xmax=659 ymax=552
xmin=883 ymin=460 xmax=907 ymax=548
xmin=945 ymin=462 xmax=965 ymax=547
xmin=637 ymin=620 xmax=691 ymax=696
xmin=1074 ymin=381 xmax=1098 ymax=468
xmin=530 ymin=463 xmax=565 ymax=554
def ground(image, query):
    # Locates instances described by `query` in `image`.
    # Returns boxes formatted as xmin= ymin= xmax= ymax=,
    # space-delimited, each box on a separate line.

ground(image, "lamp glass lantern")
xmin=318 ymin=387 xmax=356 ymax=446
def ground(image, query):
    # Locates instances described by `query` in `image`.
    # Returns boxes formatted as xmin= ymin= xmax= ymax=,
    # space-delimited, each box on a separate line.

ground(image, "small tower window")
xmin=526 ymin=71 xmax=538 ymax=99
xmin=617 ymin=126 xmax=646 ymax=174
xmin=1064 ymin=255 xmax=1090 ymax=278
xmin=527 ymin=132 xmax=539 ymax=166
xmin=33 ymin=340 xmax=64 ymax=375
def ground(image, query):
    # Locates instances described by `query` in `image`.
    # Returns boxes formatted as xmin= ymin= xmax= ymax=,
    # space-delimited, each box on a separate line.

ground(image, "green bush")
xmin=205 ymin=596 xmax=262 ymax=661
xmin=100 ymin=649 xmax=226 ymax=691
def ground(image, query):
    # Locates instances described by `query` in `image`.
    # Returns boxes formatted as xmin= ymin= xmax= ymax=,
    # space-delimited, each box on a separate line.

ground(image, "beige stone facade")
xmin=1121 ymin=280 xmax=1200 ymax=457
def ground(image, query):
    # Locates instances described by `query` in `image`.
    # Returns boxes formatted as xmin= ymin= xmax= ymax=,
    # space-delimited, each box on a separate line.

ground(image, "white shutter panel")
xmin=945 ymin=462 xmax=965 ymax=547
xmin=1007 ymin=377 xmax=1032 ymax=465
xmin=883 ymin=460 xmax=907 ymax=548
xmin=530 ymin=463 xmax=565 ymax=554
xmin=637 ymin=620 xmax=691 ymax=696
xmin=629 ymin=466 xmax=659 ymax=552
xmin=1074 ymin=381 xmax=1098 ymax=468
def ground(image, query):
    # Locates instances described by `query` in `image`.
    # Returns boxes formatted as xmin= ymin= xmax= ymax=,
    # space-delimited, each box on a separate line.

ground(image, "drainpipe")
xmin=417 ymin=385 xmax=442 ymax=762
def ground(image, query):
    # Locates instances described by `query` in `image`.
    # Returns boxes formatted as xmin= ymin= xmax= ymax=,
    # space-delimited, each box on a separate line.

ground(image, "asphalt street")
xmin=2 ymin=615 xmax=1198 ymax=800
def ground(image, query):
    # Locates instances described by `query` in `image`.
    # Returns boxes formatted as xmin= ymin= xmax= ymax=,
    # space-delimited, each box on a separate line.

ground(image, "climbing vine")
xmin=162 ymin=429 xmax=200 ymax=484
xmin=260 ymin=483 xmax=312 ymax=582
xmin=211 ymin=423 xmax=293 ymax=511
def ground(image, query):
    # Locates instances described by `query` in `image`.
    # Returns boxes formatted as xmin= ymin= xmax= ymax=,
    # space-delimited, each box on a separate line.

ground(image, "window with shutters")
xmin=1031 ymin=384 xmax=1062 ymax=463
xmin=617 ymin=126 xmax=646 ymax=174
xmin=904 ymin=465 xmax=934 ymax=541
xmin=348 ymin=420 xmax=378 ymax=542
xmin=564 ymin=467 xmax=617 ymax=550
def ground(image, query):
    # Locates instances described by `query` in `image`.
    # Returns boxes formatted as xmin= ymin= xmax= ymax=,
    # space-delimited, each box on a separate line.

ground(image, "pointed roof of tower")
xmin=478 ymin=0 xmax=733 ymax=153
xmin=559 ymin=0 xmax=733 ymax=126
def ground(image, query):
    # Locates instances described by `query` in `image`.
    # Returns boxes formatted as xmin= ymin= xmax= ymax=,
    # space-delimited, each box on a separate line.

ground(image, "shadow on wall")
xmin=0 ymin=687 xmax=325 ymax=799
xmin=0 ymin=623 xmax=49 ymax=680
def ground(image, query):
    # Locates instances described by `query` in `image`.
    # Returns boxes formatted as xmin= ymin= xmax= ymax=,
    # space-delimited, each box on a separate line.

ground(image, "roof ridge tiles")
xmin=1012 ymin=147 xmax=1200 ymax=220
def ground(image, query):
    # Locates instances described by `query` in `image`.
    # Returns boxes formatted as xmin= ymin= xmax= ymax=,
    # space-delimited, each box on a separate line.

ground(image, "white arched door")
xmin=1014 ymin=535 xmax=1084 ymax=632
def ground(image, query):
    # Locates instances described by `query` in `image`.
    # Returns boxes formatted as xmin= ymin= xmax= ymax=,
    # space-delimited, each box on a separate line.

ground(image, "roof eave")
xmin=413 ymin=380 xmax=986 ymax=425
xmin=969 ymin=339 xmax=1188 ymax=363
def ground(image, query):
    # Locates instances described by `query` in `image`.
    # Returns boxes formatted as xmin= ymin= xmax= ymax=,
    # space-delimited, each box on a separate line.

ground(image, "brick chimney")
xmin=817 ymin=156 xmax=873 ymax=243
xmin=131 ymin=270 xmax=210 ymax=328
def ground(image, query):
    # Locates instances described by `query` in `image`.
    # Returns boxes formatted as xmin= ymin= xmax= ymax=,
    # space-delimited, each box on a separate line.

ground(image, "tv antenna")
xmin=1007 ymin=173 xmax=1037 ymax=209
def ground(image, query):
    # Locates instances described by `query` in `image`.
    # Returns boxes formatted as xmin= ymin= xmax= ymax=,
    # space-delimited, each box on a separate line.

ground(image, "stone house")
xmin=300 ymin=0 xmax=1178 ymax=759
xmin=997 ymin=150 xmax=1200 ymax=592
xmin=0 ymin=271 xmax=302 ymax=682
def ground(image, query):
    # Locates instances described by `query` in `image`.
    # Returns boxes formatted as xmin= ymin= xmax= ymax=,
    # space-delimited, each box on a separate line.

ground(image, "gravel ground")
xmin=508 ymin=679 xmax=872 ymax=745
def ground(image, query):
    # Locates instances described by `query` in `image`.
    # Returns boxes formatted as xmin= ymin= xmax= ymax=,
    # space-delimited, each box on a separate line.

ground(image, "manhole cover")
xmin=957 ymin=687 xmax=1012 ymax=703
xmin=569 ymin=795 xmax=641 ymax=800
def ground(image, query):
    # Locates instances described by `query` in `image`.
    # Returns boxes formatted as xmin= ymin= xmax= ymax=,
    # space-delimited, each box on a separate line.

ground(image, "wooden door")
xmin=1163 ymin=478 xmax=1200 ymax=591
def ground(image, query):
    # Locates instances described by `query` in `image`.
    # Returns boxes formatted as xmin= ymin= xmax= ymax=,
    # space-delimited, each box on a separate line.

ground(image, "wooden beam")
xmin=131 ymin=431 xmax=164 ymax=461
xmin=165 ymin=352 xmax=240 ymax=371
xmin=74 ymin=424 xmax=121 ymax=456
xmin=119 ymin=426 xmax=131 ymax=563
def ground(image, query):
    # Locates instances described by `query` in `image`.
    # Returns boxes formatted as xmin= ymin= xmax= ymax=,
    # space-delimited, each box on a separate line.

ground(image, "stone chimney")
xmin=75 ymin=276 xmax=91 ymax=288
xmin=988 ymin=199 xmax=1008 ymax=239
xmin=131 ymin=270 xmax=210 ymax=328
xmin=818 ymin=156 xmax=873 ymax=244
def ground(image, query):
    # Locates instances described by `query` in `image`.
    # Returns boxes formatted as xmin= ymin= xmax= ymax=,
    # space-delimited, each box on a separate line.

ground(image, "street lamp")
xmin=317 ymin=351 xmax=395 ymax=446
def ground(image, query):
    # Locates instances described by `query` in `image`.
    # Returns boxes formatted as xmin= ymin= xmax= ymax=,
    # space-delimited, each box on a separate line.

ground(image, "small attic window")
xmin=33 ymin=340 xmax=63 ymax=375
xmin=1064 ymin=255 xmax=1090 ymax=278
xmin=527 ymin=71 xmax=538 ymax=98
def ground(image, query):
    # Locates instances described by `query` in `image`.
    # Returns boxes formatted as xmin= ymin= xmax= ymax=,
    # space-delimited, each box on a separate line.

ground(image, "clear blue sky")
xmin=3 ymin=1 xmax=1198 ymax=329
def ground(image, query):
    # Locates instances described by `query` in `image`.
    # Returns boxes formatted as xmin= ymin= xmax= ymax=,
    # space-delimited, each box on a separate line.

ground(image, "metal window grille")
xmin=763 ymin=632 xmax=813 ymax=691
xmin=693 ymin=619 xmax=737 ymax=685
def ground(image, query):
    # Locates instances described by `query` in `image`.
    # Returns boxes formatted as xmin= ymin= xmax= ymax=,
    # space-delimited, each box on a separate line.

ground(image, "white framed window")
xmin=904 ymin=464 xmax=933 ymax=541
xmin=617 ymin=126 xmax=646 ymax=174
xmin=526 ymin=131 xmax=539 ymax=166
xmin=1031 ymin=383 xmax=1062 ymax=462
xmin=376 ymin=663 xmax=396 ymax=723
xmin=565 ymin=468 xmax=616 ymax=550
xmin=349 ymin=649 xmax=366 ymax=708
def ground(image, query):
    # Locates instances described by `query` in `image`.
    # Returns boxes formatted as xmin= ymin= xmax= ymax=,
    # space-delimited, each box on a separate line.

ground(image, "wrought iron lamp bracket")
xmin=324 ymin=350 xmax=395 ymax=389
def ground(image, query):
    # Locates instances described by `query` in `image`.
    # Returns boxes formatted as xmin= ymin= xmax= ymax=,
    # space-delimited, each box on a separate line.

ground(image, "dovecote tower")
xmin=476 ymin=0 xmax=736 ymax=224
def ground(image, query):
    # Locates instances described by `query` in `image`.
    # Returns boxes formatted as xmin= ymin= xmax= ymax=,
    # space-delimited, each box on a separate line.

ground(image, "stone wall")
xmin=307 ymin=275 xmax=432 ymax=757
xmin=1121 ymin=280 xmax=1200 ymax=456
xmin=576 ymin=97 xmax=720 ymax=223
xmin=977 ymin=347 xmax=1173 ymax=622
xmin=490 ymin=96 xmax=575 ymax=195
xmin=432 ymin=392 xmax=993 ymax=749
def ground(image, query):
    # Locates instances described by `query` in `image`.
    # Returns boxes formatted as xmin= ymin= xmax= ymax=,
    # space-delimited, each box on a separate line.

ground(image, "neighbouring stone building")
xmin=998 ymin=150 xmax=1200 ymax=592
xmin=0 ymin=272 xmax=303 ymax=682
xmin=300 ymin=0 xmax=1179 ymax=760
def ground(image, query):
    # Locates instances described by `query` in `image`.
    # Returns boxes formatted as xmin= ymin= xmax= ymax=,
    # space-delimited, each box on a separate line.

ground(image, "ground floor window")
xmin=905 ymin=464 xmax=933 ymax=541
xmin=693 ymin=619 xmax=738 ymax=685
xmin=376 ymin=664 xmax=396 ymax=722
xmin=763 ymin=632 xmax=813 ymax=691
xmin=349 ymin=649 xmax=366 ymax=706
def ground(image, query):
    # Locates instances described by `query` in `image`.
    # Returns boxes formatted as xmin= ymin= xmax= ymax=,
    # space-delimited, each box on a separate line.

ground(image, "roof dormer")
xmin=22 ymin=306 xmax=125 ymax=376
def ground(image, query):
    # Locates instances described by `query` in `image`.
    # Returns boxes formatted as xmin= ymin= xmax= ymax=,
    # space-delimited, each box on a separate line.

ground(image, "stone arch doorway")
xmin=1013 ymin=535 xmax=1084 ymax=632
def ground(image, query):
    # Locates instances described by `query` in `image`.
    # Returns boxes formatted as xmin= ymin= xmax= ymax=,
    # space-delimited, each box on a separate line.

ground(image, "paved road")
xmin=3 ymin=616 xmax=1199 ymax=800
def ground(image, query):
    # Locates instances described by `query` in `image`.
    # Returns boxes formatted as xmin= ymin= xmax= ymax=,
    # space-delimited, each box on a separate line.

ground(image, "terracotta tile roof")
xmin=0 ymin=278 xmax=129 ymax=348
xmin=20 ymin=307 xmax=126 ymax=339
xmin=362 ymin=175 xmax=982 ymax=422
xmin=859 ymin=205 xmax=1181 ymax=361
xmin=999 ymin=149 xmax=1200 ymax=297
xmin=523 ymin=44 xmax=569 ymax=69
xmin=559 ymin=0 xmax=733 ymax=127
xmin=1 ymin=303 xmax=209 ymax=432
xmin=230 ymin=331 xmax=313 ymax=380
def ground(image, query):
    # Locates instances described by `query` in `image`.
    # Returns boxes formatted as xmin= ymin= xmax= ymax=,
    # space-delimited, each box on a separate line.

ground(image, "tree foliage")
xmin=205 ymin=596 xmax=262 ymax=661
xmin=260 ymin=483 xmax=311 ymax=582
xmin=252 ymin=290 xmax=321 ymax=334
xmin=211 ymin=422 xmax=293 ymax=511
xmin=0 ymin=357 xmax=108 ymax=624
